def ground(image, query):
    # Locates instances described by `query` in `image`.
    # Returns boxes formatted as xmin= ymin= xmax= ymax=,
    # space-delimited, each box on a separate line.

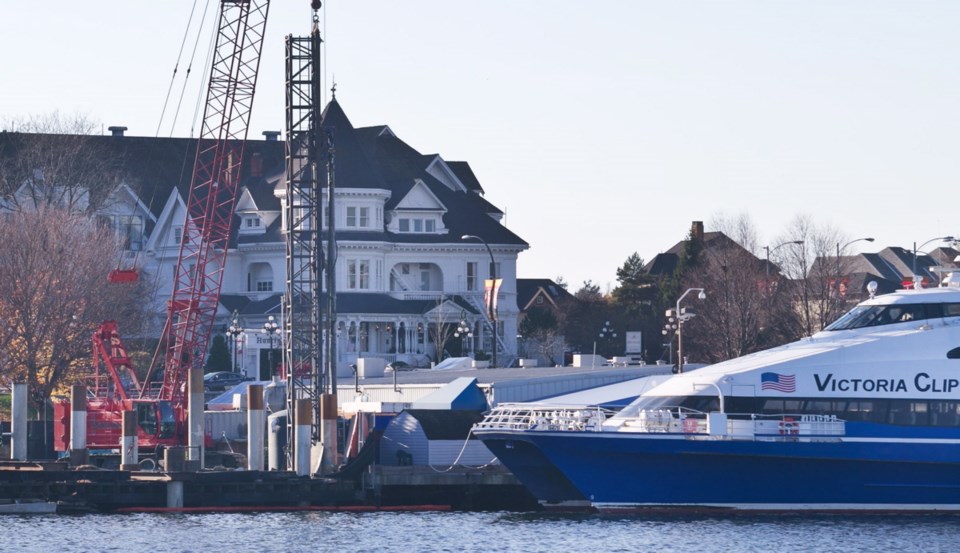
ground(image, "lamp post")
xmin=674 ymin=288 xmax=705 ymax=374
xmin=226 ymin=311 xmax=244 ymax=374
xmin=836 ymin=237 xmax=875 ymax=301
xmin=461 ymin=234 xmax=497 ymax=369
xmin=261 ymin=315 xmax=279 ymax=380
xmin=764 ymin=241 xmax=803 ymax=280
xmin=454 ymin=317 xmax=472 ymax=357
xmin=597 ymin=320 xmax=616 ymax=357
xmin=913 ymin=236 xmax=955 ymax=287
xmin=661 ymin=318 xmax=678 ymax=365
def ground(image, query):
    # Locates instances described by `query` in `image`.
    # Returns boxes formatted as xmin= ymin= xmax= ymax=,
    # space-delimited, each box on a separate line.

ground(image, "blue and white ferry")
xmin=475 ymin=274 xmax=960 ymax=511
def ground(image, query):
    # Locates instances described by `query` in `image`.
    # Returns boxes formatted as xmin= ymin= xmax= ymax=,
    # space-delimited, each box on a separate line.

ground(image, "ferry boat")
xmin=475 ymin=274 xmax=960 ymax=511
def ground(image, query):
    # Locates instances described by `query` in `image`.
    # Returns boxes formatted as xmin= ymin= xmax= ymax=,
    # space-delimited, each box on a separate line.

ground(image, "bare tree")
xmin=427 ymin=297 xmax=460 ymax=362
xmin=0 ymin=112 xmax=123 ymax=214
xmin=681 ymin=240 xmax=767 ymax=363
xmin=775 ymin=215 xmax=847 ymax=335
xmin=0 ymin=208 xmax=147 ymax=414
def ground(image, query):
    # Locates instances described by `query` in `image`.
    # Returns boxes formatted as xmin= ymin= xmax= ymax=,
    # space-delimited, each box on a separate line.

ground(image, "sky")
xmin=4 ymin=1 xmax=960 ymax=291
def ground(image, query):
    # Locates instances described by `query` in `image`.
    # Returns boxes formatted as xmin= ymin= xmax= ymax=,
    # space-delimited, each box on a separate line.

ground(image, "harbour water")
xmin=4 ymin=511 xmax=960 ymax=552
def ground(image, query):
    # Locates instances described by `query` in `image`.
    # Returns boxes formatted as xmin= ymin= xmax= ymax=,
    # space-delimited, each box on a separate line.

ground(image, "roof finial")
xmin=331 ymin=80 xmax=337 ymax=99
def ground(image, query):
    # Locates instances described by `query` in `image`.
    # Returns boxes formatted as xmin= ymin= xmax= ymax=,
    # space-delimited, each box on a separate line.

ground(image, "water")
xmin=3 ymin=511 xmax=960 ymax=552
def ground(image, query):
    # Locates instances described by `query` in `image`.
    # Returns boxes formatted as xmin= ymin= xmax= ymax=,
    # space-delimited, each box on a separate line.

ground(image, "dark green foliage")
xmin=206 ymin=334 xmax=231 ymax=373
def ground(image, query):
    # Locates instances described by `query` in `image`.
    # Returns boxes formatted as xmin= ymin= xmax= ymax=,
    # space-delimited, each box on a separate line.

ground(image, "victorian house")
xmin=0 ymin=99 xmax=528 ymax=378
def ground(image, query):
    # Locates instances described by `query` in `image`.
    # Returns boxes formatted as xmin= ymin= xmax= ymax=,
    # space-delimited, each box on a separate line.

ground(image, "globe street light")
xmin=461 ymin=234 xmax=497 ymax=369
xmin=262 ymin=315 xmax=280 ymax=379
xmin=662 ymin=317 xmax=679 ymax=365
xmin=674 ymin=288 xmax=705 ymax=374
xmin=836 ymin=237 xmax=875 ymax=300
xmin=454 ymin=317 xmax=473 ymax=357
xmin=226 ymin=310 xmax=244 ymax=374
xmin=764 ymin=241 xmax=803 ymax=280
xmin=913 ymin=236 xmax=955 ymax=287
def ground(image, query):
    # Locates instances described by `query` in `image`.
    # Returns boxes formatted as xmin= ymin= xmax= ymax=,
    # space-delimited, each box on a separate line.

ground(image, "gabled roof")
xmin=0 ymin=131 xmax=285 ymax=220
xmin=643 ymin=231 xmax=748 ymax=276
xmin=516 ymin=278 xmax=573 ymax=311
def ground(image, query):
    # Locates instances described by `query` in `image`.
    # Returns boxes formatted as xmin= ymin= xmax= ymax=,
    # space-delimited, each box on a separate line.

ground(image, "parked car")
xmin=203 ymin=371 xmax=253 ymax=392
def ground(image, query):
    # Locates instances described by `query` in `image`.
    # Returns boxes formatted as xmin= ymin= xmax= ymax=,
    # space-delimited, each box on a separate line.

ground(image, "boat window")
xmin=825 ymin=303 xmax=947 ymax=331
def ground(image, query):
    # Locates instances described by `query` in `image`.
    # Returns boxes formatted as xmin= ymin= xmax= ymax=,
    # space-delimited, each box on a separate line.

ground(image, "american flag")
xmin=761 ymin=372 xmax=796 ymax=393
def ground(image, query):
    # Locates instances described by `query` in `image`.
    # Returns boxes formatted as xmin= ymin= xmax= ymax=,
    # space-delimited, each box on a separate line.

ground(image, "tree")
xmin=518 ymin=307 xmax=565 ymax=366
xmin=0 ymin=208 xmax=147 ymax=414
xmin=206 ymin=334 xmax=231 ymax=373
xmin=559 ymin=281 xmax=619 ymax=356
xmin=610 ymin=252 xmax=660 ymax=362
xmin=775 ymin=215 xmax=847 ymax=336
xmin=0 ymin=112 xmax=124 ymax=215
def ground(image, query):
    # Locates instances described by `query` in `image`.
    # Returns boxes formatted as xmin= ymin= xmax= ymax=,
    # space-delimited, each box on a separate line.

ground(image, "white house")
xmin=22 ymin=100 xmax=527 ymax=378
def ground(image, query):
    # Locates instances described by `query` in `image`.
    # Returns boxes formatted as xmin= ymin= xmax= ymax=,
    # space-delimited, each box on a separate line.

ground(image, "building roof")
xmin=516 ymin=278 xmax=573 ymax=311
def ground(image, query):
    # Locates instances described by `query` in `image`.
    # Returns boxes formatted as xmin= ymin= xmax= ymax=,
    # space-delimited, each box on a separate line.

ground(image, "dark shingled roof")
xmin=517 ymin=278 xmax=573 ymax=310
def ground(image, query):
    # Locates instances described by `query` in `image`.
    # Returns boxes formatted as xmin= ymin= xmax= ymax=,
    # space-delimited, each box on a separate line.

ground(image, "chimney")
xmin=691 ymin=221 xmax=704 ymax=242
xmin=108 ymin=126 xmax=127 ymax=137
xmin=250 ymin=152 xmax=263 ymax=178
xmin=262 ymin=131 xmax=281 ymax=141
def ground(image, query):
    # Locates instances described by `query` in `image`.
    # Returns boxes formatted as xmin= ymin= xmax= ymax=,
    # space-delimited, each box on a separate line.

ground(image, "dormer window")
xmin=397 ymin=216 xmax=439 ymax=234
xmin=239 ymin=214 xmax=264 ymax=235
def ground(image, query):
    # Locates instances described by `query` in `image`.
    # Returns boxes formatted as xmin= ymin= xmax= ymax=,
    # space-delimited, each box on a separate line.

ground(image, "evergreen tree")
xmin=206 ymin=334 xmax=231 ymax=373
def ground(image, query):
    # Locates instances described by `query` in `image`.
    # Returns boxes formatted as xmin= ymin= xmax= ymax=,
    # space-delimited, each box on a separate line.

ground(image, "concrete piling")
xmin=10 ymin=383 xmax=27 ymax=461
xmin=295 ymin=398 xmax=312 ymax=476
xmin=320 ymin=394 xmax=338 ymax=474
xmin=120 ymin=410 xmax=138 ymax=471
xmin=188 ymin=368 xmax=205 ymax=469
xmin=69 ymin=385 xmax=89 ymax=466
xmin=247 ymin=384 xmax=264 ymax=471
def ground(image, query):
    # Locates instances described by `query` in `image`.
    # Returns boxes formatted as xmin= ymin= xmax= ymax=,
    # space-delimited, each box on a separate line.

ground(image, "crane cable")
xmin=156 ymin=0 xmax=205 ymax=138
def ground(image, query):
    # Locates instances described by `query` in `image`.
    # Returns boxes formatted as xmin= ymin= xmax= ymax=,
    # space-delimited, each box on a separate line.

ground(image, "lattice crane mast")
xmin=56 ymin=0 xmax=272 ymax=452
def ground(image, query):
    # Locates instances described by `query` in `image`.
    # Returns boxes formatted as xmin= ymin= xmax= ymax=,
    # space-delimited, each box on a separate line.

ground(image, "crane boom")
xmin=57 ymin=0 xmax=272 ymax=454
xmin=150 ymin=0 xmax=271 ymax=402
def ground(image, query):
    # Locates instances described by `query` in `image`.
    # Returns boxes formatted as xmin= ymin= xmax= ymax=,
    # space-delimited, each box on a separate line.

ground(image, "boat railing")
xmin=473 ymin=403 xmax=617 ymax=432
xmin=611 ymin=409 xmax=846 ymax=441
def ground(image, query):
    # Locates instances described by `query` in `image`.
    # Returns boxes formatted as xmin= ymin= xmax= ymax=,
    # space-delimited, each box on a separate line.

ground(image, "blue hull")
xmin=480 ymin=431 xmax=960 ymax=510
xmin=481 ymin=435 xmax=588 ymax=507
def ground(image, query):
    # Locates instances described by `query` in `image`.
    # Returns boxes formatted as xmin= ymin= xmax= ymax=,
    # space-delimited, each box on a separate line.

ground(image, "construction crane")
xmin=55 ymin=0 xmax=272 ymax=453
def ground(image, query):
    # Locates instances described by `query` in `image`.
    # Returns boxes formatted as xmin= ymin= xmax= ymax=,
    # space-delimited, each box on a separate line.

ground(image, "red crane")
xmin=55 ymin=0 xmax=272 ymax=452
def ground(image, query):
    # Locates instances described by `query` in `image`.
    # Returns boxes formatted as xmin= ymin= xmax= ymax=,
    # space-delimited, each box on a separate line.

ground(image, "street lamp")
xmin=261 ymin=315 xmax=279 ymax=379
xmin=913 ymin=236 xmax=955 ymax=287
xmin=461 ymin=234 xmax=497 ymax=369
xmin=454 ymin=317 xmax=473 ymax=357
xmin=661 ymin=318 xmax=678 ymax=365
xmin=764 ymin=241 xmax=803 ymax=280
xmin=674 ymin=288 xmax=705 ymax=374
xmin=836 ymin=237 xmax=875 ymax=300
xmin=226 ymin=311 xmax=244 ymax=374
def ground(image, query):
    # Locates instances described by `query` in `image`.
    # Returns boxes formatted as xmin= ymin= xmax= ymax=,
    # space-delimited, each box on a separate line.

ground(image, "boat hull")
xmin=480 ymin=434 xmax=590 ymax=509
xmin=478 ymin=430 xmax=960 ymax=511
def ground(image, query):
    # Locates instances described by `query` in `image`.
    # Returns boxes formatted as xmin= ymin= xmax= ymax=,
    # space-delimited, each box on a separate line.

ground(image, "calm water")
xmin=3 ymin=511 xmax=960 ymax=552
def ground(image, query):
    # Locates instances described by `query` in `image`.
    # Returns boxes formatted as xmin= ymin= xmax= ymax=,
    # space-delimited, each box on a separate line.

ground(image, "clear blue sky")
xmin=4 ymin=1 xmax=959 ymax=290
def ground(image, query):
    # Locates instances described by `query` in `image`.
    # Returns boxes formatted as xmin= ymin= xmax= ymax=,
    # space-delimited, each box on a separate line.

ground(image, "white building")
xmin=1 ymin=100 xmax=528 ymax=378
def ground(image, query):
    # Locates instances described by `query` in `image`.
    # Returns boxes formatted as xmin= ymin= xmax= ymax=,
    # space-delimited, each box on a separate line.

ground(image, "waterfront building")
xmin=0 ymin=99 xmax=528 ymax=375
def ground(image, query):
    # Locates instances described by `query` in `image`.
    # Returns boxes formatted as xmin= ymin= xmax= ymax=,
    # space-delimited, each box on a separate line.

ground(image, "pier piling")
xmin=10 ymin=383 xmax=27 ymax=461
xmin=247 ymin=384 xmax=264 ymax=471
xmin=69 ymin=385 xmax=88 ymax=466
